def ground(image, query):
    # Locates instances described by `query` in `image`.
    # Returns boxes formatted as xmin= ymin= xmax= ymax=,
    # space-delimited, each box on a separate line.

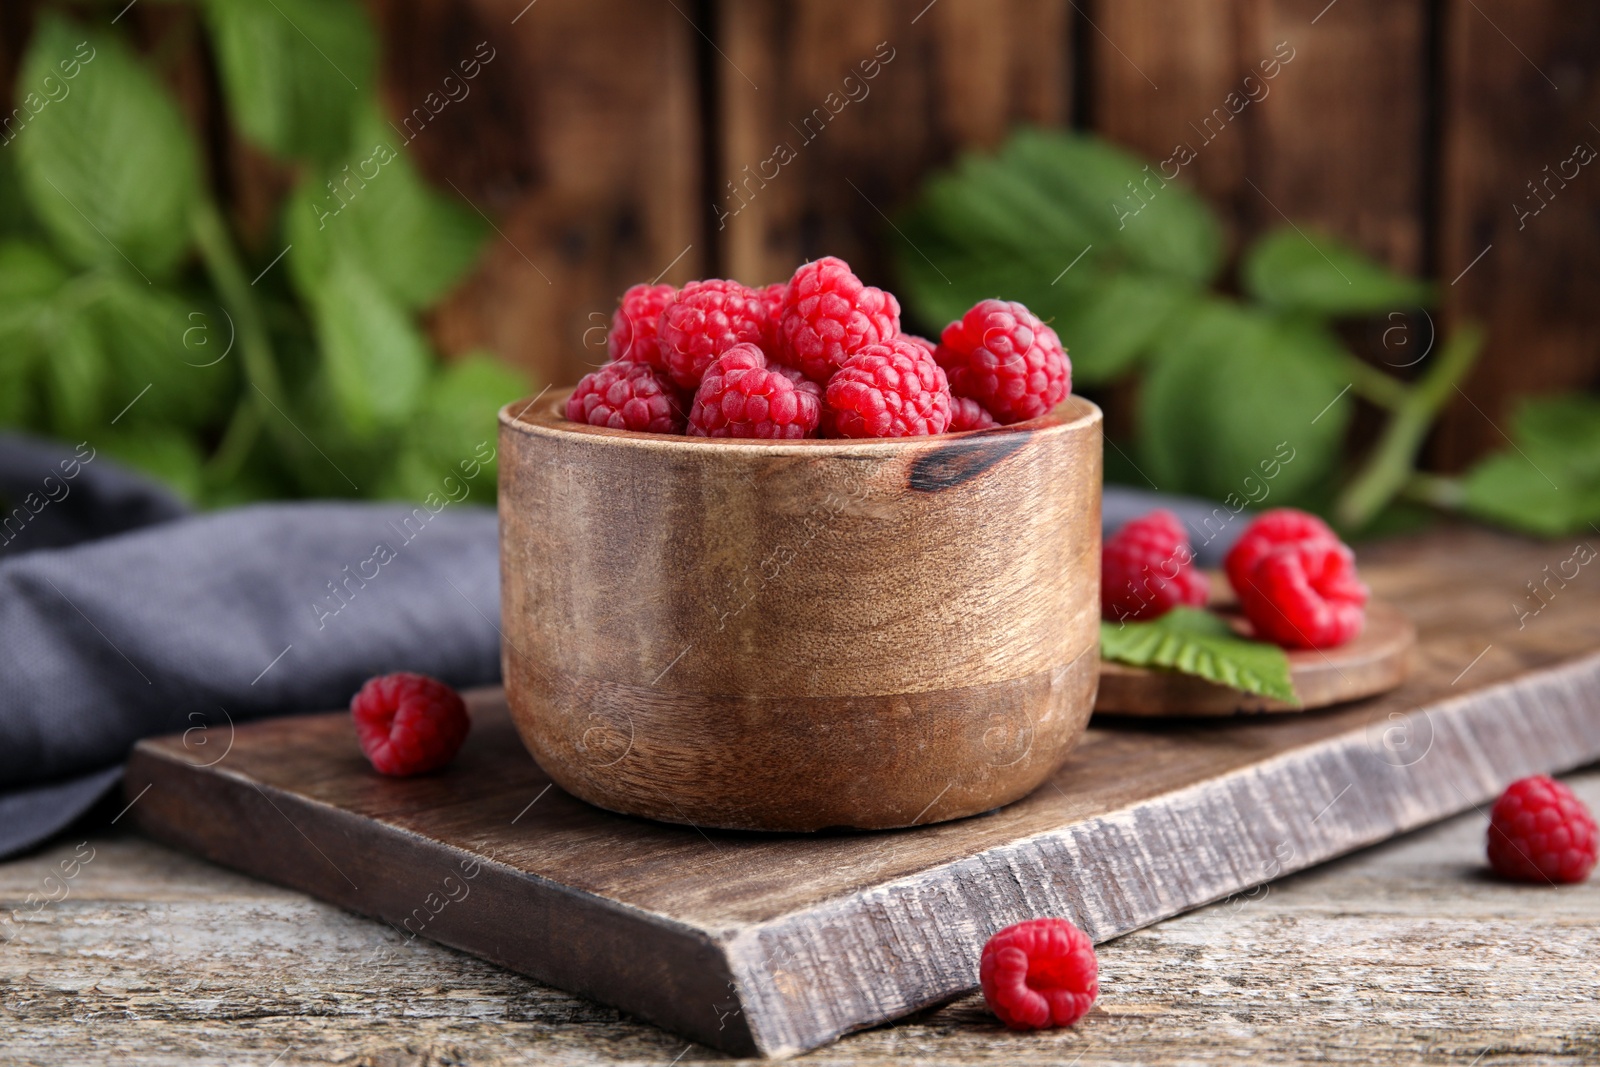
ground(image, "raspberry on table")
xmin=934 ymin=299 xmax=1071 ymax=424
xmin=658 ymin=278 xmax=769 ymax=390
xmin=1224 ymin=508 xmax=1341 ymax=598
xmin=1487 ymin=775 xmax=1597 ymax=884
xmin=823 ymin=337 xmax=952 ymax=438
xmin=1101 ymin=510 xmax=1209 ymax=622
xmin=949 ymin=395 xmax=1000 ymax=432
xmin=778 ymin=256 xmax=900 ymax=383
xmin=566 ymin=361 xmax=686 ymax=434
xmin=608 ymin=283 xmax=677 ymax=368
xmin=688 ymin=343 xmax=821 ymax=439
xmin=351 ymin=672 xmax=471 ymax=777
xmin=1236 ymin=540 xmax=1368 ymax=649
xmin=980 ymin=918 xmax=1098 ymax=1030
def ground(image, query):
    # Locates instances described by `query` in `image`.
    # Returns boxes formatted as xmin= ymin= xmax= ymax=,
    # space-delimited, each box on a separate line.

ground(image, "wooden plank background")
xmin=3 ymin=0 xmax=1597 ymax=470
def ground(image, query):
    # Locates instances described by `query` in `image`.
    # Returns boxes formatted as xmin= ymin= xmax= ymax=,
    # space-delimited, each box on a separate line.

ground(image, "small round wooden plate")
xmin=1094 ymin=599 xmax=1416 ymax=718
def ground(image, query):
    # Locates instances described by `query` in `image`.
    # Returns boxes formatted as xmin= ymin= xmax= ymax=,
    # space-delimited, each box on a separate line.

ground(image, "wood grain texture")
xmin=497 ymin=393 xmax=1104 ymax=830
xmin=123 ymin=525 xmax=1600 ymax=1057
xmin=12 ymin=774 xmax=1597 ymax=1064
xmin=368 ymin=0 xmax=707 ymax=389
xmin=1097 ymin=599 xmax=1416 ymax=716
xmin=1090 ymin=0 xmax=1427 ymax=270
xmin=714 ymin=0 xmax=1071 ymax=292
xmin=1432 ymin=0 xmax=1600 ymax=469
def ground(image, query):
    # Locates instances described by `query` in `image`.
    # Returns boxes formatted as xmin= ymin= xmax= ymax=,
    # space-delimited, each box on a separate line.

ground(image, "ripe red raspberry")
xmin=1237 ymin=540 xmax=1368 ymax=649
xmin=351 ymin=672 xmax=470 ymax=777
xmin=657 ymin=279 xmax=768 ymax=390
xmin=607 ymin=283 xmax=676 ymax=368
xmin=934 ymin=299 xmax=1071 ymax=424
xmin=779 ymin=256 xmax=900 ymax=383
xmin=566 ymin=361 xmax=685 ymax=434
xmin=980 ymin=918 xmax=1098 ymax=1030
xmin=1224 ymin=508 xmax=1340 ymax=597
xmin=1487 ymin=776 xmax=1597 ymax=884
xmin=1101 ymin=510 xmax=1209 ymax=622
xmin=823 ymin=337 xmax=952 ymax=438
xmin=688 ymin=343 xmax=820 ymax=439
xmin=949 ymin=396 xmax=1000 ymax=432
xmin=756 ymin=280 xmax=788 ymax=340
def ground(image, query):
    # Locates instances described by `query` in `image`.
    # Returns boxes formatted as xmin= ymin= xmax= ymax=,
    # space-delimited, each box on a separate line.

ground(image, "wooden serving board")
xmin=1096 ymin=600 xmax=1417 ymax=716
xmin=125 ymin=527 xmax=1600 ymax=1059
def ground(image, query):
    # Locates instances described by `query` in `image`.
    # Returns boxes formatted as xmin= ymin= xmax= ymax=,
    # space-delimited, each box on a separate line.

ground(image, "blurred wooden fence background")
xmin=4 ymin=0 xmax=1598 ymax=470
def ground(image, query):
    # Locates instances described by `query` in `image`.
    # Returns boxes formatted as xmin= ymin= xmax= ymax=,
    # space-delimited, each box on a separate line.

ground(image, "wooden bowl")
xmin=497 ymin=391 xmax=1103 ymax=832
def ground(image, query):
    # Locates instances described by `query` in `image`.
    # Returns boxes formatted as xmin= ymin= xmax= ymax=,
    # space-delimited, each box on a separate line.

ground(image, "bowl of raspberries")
xmin=498 ymin=257 xmax=1103 ymax=832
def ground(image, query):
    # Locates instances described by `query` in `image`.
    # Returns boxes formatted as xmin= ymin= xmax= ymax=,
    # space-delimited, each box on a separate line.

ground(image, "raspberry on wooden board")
xmin=350 ymin=673 xmax=470 ymax=777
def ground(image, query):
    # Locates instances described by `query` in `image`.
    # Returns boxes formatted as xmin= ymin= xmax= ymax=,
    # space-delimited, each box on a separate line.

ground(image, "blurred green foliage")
xmin=0 ymin=4 xmax=530 ymax=505
xmin=893 ymin=128 xmax=1600 ymax=537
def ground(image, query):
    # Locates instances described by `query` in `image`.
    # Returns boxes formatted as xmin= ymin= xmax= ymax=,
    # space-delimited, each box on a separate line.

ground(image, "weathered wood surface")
xmin=1432 ymin=0 xmax=1600 ymax=469
xmin=118 ymin=525 xmax=1600 ymax=1056
xmin=3 ymin=769 xmax=1596 ymax=1065
xmin=1096 ymin=598 xmax=1415 ymax=716
xmin=497 ymin=393 xmax=1103 ymax=830
xmin=713 ymin=0 xmax=1071 ymax=293
xmin=6 ymin=0 xmax=1594 ymax=465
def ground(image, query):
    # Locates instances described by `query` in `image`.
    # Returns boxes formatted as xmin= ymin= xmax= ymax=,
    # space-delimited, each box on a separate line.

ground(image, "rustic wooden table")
xmin=3 ymin=767 xmax=1595 ymax=1065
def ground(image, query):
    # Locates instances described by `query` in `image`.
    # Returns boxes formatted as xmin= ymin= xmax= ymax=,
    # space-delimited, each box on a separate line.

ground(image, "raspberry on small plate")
xmin=1101 ymin=509 xmax=1209 ymax=623
xmin=1225 ymin=508 xmax=1369 ymax=650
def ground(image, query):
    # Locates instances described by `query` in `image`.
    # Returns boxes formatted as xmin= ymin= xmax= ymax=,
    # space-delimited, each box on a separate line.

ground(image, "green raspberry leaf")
xmin=15 ymin=16 xmax=202 ymax=279
xmin=1243 ymin=227 xmax=1433 ymax=318
xmin=1101 ymin=607 xmax=1300 ymax=705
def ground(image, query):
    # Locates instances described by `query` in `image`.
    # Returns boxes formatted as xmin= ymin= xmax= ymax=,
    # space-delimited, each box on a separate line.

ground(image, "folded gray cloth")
xmin=0 ymin=434 xmax=1243 ymax=858
xmin=0 ymin=434 xmax=501 ymax=857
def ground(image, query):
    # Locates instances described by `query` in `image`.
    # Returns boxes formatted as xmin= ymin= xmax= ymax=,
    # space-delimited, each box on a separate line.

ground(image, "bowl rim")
xmin=501 ymin=387 xmax=1101 ymax=455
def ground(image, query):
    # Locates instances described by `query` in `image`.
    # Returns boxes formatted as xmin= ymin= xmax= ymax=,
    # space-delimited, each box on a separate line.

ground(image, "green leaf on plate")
xmin=308 ymin=253 xmax=431 ymax=435
xmin=1101 ymin=607 xmax=1299 ymax=704
xmin=1460 ymin=393 xmax=1600 ymax=537
xmin=201 ymin=0 xmax=375 ymax=163
xmin=1138 ymin=299 xmax=1350 ymax=504
xmin=14 ymin=16 xmax=201 ymax=279
xmin=1242 ymin=227 xmax=1433 ymax=318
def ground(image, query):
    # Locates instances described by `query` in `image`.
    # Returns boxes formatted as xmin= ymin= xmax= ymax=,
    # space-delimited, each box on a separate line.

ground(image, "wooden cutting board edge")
xmin=125 ymin=647 xmax=1600 ymax=1058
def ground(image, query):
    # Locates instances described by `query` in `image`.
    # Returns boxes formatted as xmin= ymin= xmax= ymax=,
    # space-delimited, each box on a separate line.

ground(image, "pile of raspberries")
xmin=1101 ymin=507 xmax=1370 ymax=650
xmin=566 ymin=257 xmax=1072 ymax=439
